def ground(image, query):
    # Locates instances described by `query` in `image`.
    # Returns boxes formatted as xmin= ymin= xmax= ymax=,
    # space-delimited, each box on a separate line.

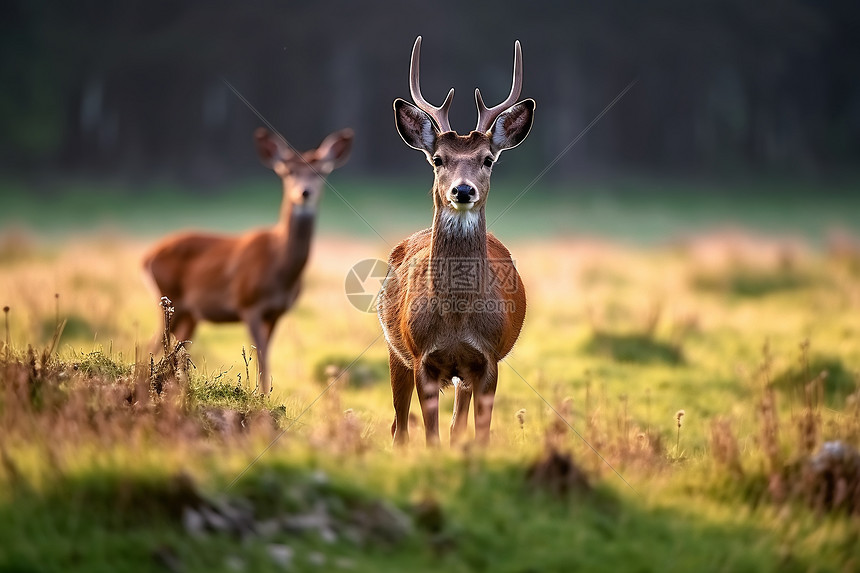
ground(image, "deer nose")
xmin=452 ymin=184 xmax=475 ymax=203
xmin=301 ymin=189 xmax=311 ymax=199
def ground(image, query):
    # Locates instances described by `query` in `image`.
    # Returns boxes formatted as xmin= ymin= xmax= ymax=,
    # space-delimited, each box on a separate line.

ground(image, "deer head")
xmin=393 ymin=37 xmax=535 ymax=221
xmin=255 ymin=128 xmax=354 ymax=214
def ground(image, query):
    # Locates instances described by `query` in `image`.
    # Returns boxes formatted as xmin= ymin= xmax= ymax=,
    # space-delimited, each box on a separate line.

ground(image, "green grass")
xmin=2 ymin=446 xmax=858 ymax=573
xmin=1 ymin=178 xmax=860 ymax=571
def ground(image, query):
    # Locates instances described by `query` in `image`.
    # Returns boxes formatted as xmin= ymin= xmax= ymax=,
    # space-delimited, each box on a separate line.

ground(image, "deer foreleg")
xmin=171 ymin=312 xmax=197 ymax=343
xmin=416 ymin=365 xmax=441 ymax=447
xmin=473 ymin=363 xmax=498 ymax=445
xmin=247 ymin=314 xmax=276 ymax=395
xmin=390 ymin=352 xmax=414 ymax=447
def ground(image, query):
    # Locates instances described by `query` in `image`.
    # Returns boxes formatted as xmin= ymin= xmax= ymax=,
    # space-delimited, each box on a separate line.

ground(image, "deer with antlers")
xmin=143 ymin=128 xmax=353 ymax=395
xmin=378 ymin=37 xmax=535 ymax=446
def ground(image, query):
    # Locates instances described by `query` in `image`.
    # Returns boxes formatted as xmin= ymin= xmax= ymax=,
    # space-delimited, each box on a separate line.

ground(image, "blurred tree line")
xmin=1 ymin=0 xmax=858 ymax=186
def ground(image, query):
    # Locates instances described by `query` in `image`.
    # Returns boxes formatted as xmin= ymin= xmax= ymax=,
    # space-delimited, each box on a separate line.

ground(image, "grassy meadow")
xmin=1 ymin=178 xmax=860 ymax=572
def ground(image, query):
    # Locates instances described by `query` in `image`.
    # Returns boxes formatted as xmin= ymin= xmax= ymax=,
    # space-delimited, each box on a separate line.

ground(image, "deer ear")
xmin=254 ymin=128 xmax=288 ymax=169
xmin=488 ymin=99 xmax=535 ymax=155
xmin=394 ymin=99 xmax=438 ymax=155
xmin=315 ymin=129 xmax=354 ymax=170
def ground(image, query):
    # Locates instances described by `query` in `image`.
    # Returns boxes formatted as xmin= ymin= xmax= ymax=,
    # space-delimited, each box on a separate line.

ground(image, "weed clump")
xmin=148 ymin=297 xmax=193 ymax=399
xmin=73 ymin=349 xmax=131 ymax=378
xmin=709 ymin=417 xmax=743 ymax=477
xmin=703 ymin=340 xmax=860 ymax=516
xmin=527 ymin=447 xmax=590 ymax=498
xmin=40 ymin=313 xmax=105 ymax=344
xmin=584 ymin=303 xmax=686 ymax=365
xmin=799 ymin=441 xmax=860 ymax=515
xmin=692 ymin=265 xmax=814 ymax=297
xmin=585 ymin=332 xmax=683 ymax=365
xmin=772 ymin=355 xmax=854 ymax=406
xmin=312 ymin=354 xmax=387 ymax=388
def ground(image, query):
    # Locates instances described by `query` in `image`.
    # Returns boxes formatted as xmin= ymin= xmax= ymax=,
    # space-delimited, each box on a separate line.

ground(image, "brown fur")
xmin=142 ymin=128 xmax=353 ymax=394
xmin=381 ymin=110 xmax=533 ymax=446
xmin=385 ymin=39 xmax=534 ymax=445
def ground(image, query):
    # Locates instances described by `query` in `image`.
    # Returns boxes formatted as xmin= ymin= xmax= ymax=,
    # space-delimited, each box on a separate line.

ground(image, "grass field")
xmin=1 ymin=179 xmax=860 ymax=572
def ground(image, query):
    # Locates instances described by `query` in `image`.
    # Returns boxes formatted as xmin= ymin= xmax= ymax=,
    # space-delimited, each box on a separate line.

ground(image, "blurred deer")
xmin=378 ymin=37 xmax=534 ymax=446
xmin=143 ymin=128 xmax=353 ymax=394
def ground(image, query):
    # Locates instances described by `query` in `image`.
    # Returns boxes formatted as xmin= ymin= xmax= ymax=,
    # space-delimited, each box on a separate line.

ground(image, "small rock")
xmin=256 ymin=518 xmax=283 ymax=538
xmin=213 ymin=497 xmax=256 ymax=537
xmin=307 ymin=552 xmax=326 ymax=566
xmin=349 ymin=500 xmax=413 ymax=544
xmin=282 ymin=502 xmax=332 ymax=537
xmin=182 ymin=507 xmax=205 ymax=537
xmin=803 ymin=440 xmax=860 ymax=514
xmin=320 ymin=526 xmax=338 ymax=544
xmin=267 ymin=544 xmax=294 ymax=568
xmin=200 ymin=506 xmax=231 ymax=533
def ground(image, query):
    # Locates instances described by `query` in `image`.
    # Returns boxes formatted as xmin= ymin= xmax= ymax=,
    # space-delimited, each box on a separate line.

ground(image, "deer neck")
xmin=429 ymin=196 xmax=488 ymax=296
xmin=275 ymin=195 xmax=316 ymax=280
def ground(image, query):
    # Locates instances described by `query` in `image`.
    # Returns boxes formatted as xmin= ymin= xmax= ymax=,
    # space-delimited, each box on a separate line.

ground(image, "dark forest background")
xmin=2 ymin=0 xmax=859 ymax=189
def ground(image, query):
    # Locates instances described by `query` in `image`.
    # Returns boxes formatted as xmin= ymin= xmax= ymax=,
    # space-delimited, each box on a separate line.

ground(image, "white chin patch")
xmin=449 ymin=201 xmax=475 ymax=211
xmin=441 ymin=206 xmax=480 ymax=234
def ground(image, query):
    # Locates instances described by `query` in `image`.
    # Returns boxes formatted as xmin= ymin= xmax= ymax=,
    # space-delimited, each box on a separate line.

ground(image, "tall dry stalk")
xmin=252 ymin=345 xmax=260 ymax=393
xmin=241 ymin=346 xmax=251 ymax=391
xmin=675 ymin=409 xmax=685 ymax=455
xmin=160 ymin=297 xmax=173 ymax=356
xmin=516 ymin=409 xmax=526 ymax=443
xmin=709 ymin=417 xmax=743 ymax=476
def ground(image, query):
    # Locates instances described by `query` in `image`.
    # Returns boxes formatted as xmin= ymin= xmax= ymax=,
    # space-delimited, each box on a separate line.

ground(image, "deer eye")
xmin=432 ymin=156 xmax=443 ymax=167
xmin=483 ymin=156 xmax=494 ymax=168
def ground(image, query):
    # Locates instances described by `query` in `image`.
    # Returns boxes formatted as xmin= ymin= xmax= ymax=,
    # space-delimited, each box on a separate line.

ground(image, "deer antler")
xmin=475 ymin=41 xmax=523 ymax=133
xmin=410 ymin=36 xmax=454 ymax=133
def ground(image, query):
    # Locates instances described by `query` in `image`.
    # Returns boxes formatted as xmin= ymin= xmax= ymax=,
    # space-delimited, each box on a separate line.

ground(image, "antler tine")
xmin=409 ymin=36 xmax=454 ymax=133
xmin=475 ymin=40 xmax=523 ymax=132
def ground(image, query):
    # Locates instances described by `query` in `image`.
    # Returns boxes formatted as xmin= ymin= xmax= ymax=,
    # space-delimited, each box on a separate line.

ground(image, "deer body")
xmin=143 ymin=128 xmax=353 ymax=394
xmin=379 ymin=37 xmax=535 ymax=446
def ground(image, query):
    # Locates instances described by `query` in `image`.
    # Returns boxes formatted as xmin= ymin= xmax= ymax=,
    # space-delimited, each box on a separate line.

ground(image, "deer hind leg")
xmin=389 ymin=352 xmax=414 ymax=447
xmin=473 ymin=362 xmax=499 ymax=446
xmin=450 ymin=376 xmax=472 ymax=446
xmin=416 ymin=362 xmax=442 ymax=447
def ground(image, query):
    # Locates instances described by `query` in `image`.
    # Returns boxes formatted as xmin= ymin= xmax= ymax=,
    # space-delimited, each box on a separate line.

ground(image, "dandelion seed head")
xmin=515 ymin=408 xmax=526 ymax=428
